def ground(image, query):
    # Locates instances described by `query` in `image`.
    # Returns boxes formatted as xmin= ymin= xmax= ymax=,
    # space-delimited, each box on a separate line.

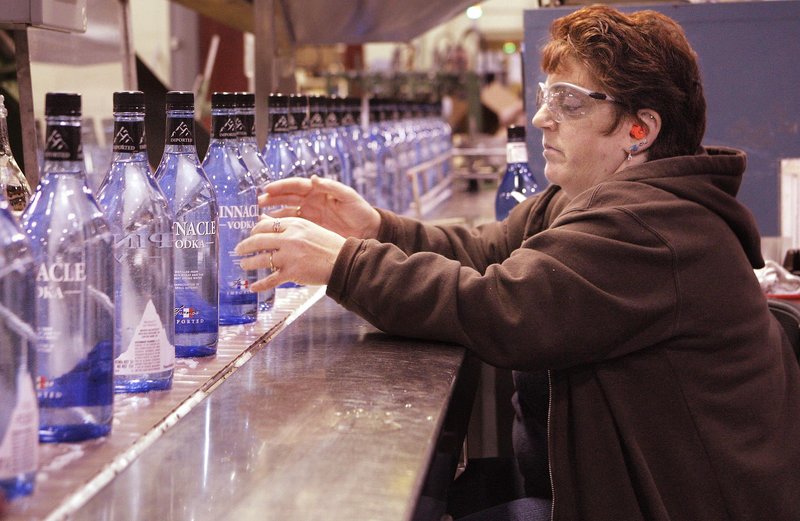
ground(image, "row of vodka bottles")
xmin=262 ymin=94 xmax=452 ymax=214
xmin=361 ymin=97 xmax=453 ymax=214
xmin=0 ymin=89 xmax=270 ymax=501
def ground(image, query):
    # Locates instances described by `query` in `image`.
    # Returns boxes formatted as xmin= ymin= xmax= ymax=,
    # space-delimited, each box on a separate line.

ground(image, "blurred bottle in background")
xmin=495 ymin=125 xmax=539 ymax=221
xmin=0 ymin=95 xmax=31 ymax=217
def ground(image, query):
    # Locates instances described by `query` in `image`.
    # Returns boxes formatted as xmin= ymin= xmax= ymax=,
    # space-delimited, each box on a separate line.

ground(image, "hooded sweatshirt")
xmin=327 ymin=147 xmax=800 ymax=520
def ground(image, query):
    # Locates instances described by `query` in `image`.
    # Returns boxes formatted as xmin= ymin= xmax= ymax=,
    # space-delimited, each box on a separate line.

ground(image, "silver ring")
xmin=272 ymin=220 xmax=281 ymax=233
xmin=269 ymin=251 xmax=276 ymax=272
xmin=296 ymin=206 xmax=302 ymax=217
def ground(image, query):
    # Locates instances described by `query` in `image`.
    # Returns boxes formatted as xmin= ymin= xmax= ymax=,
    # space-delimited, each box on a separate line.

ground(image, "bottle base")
xmin=115 ymin=373 xmax=174 ymax=394
xmin=39 ymin=422 xmax=112 ymax=443
xmin=0 ymin=473 xmax=36 ymax=500
xmin=176 ymin=345 xmax=217 ymax=358
xmin=219 ymin=314 xmax=257 ymax=325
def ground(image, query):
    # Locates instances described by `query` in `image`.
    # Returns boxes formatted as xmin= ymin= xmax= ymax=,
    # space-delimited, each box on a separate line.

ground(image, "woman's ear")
xmin=629 ymin=109 xmax=661 ymax=152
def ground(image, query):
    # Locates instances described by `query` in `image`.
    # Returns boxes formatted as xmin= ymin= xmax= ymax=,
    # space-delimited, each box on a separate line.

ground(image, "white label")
xmin=0 ymin=369 xmax=39 ymax=479
xmin=507 ymin=142 xmax=529 ymax=164
xmin=115 ymin=300 xmax=174 ymax=376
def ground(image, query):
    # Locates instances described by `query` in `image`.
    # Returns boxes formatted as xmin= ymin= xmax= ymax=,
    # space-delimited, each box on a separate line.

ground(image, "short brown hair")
xmin=541 ymin=5 xmax=706 ymax=160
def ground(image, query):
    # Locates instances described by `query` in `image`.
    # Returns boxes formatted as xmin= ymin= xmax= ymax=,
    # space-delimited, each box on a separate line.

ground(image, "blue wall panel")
xmin=523 ymin=1 xmax=800 ymax=236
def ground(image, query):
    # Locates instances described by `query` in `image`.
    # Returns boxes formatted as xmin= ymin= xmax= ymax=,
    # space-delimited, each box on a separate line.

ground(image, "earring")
xmin=626 ymin=139 xmax=648 ymax=161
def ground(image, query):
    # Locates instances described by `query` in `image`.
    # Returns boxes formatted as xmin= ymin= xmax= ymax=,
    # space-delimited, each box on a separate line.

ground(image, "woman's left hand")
xmin=236 ymin=216 xmax=346 ymax=292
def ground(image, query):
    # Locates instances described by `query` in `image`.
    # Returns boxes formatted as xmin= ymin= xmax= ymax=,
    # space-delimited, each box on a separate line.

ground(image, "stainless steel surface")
xmin=6 ymin=287 xmax=468 ymax=521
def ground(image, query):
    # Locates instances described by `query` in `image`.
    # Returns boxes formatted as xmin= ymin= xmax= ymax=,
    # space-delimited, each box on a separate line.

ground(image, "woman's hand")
xmin=260 ymin=175 xmax=381 ymax=240
xmin=236 ymin=215 xmax=347 ymax=292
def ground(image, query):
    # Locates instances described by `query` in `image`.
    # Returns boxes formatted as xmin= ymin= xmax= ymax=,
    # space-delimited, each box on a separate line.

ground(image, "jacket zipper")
xmin=547 ymin=369 xmax=556 ymax=520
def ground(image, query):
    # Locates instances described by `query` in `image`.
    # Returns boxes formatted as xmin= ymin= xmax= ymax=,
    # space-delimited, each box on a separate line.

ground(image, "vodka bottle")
xmin=336 ymin=96 xmax=365 ymax=192
xmin=21 ymin=92 xmax=114 ymax=441
xmin=0 ymin=95 xmax=32 ymax=216
xmin=263 ymin=93 xmax=303 ymax=182
xmin=325 ymin=95 xmax=351 ymax=187
xmin=154 ymin=91 xmax=219 ymax=357
xmin=307 ymin=95 xmax=343 ymax=182
xmin=495 ymin=125 xmax=539 ymax=221
xmin=234 ymin=92 xmax=275 ymax=312
xmin=96 ymin=91 xmax=174 ymax=392
xmin=288 ymin=94 xmax=321 ymax=178
xmin=0 ymin=193 xmax=38 ymax=499
xmin=202 ymin=92 xmax=258 ymax=325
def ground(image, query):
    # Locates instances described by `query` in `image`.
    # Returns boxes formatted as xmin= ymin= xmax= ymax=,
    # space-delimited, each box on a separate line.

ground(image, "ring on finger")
xmin=272 ymin=220 xmax=281 ymax=233
xmin=269 ymin=251 xmax=276 ymax=272
xmin=296 ymin=206 xmax=302 ymax=217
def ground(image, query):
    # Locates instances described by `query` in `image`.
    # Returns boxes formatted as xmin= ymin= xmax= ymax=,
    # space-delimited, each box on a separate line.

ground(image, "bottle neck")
xmin=112 ymin=112 xmax=148 ymax=160
xmin=43 ymin=115 xmax=84 ymax=172
xmin=163 ymin=110 xmax=198 ymax=153
xmin=506 ymin=140 xmax=529 ymax=165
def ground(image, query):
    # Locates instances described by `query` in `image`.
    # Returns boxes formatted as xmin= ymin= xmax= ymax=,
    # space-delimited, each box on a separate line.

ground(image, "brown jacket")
xmin=328 ymin=147 xmax=800 ymax=520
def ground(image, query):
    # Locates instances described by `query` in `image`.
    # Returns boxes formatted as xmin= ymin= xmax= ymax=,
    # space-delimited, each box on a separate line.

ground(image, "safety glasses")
xmin=536 ymin=82 xmax=617 ymax=123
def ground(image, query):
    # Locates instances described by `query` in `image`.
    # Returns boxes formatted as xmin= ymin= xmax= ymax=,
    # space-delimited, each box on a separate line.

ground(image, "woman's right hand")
xmin=260 ymin=175 xmax=381 ymax=240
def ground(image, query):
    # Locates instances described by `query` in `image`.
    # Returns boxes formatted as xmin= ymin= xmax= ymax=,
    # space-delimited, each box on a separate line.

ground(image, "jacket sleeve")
xmin=326 ymin=189 xmax=679 ymax=371
xmin=372 ymin=185 xmax=566 ymax=272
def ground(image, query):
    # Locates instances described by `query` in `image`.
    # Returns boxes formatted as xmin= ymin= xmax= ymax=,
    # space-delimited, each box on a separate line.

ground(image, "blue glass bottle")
xmin=154 ymin=91 xmax=219 ymax=357
xmin=22 ymin=92 xmax=114 ymax=441
xmin=0 ymin=193 xmax=38 ymax=499
xmin=202 ymin=92 xmax=258 ymax=325
xmin=288 ymin=94 xmax=321 ymax=178
xmin=310 ymin=95 xmax=343 ymax=183
xmin=96 ymin=91 xmax=174 ymax=392
xmin=234 ymin=92 xmax=275 ymax=312
xmin=495 ymin=125 xmax=540 ymax=221
xmin=263 ymin=93 xmax=304 ymax=182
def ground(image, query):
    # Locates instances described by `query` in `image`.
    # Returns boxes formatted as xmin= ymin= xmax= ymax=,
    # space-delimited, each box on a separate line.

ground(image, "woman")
xmin=237 ymin=6 xmax=800 ymax=520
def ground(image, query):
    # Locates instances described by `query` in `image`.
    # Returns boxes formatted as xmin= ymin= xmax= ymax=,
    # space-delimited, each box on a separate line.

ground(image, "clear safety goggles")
xmin=536 ymin=82 xmax=617 ymax=123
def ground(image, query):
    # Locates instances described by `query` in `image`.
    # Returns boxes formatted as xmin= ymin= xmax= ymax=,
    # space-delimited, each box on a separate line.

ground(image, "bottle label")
xmin=114 ymin=300 xmax=174 ymax=375
xmin=37 ymin=340 xmax=114 ymax=408
xmin=44 ymin=124 xmax=82 ymax=161
xmin=36 ymin=260 xmax=86 ymax=300
xmin=0 ymin=369 xmax=39 ymax=479
xmin=240 ymin=113 xmax=256 ymax=138
xmin=212 ymin=115 xmax=239 ymax=139
xmin=219 ymin=195 xmax=258 ymax=308
xmin=507 ymin=142 xmax=529 ymax=164
xmin=113 ymin=120 xmax=146 ymax=153
xmin=325 ymin=111 xmax=339 ymax=128
xmin=309 ymin=110 xmax=325 ymax=130
xmin=270 ymin=107 xmax=294 ymax=134
xmin=340 ymin=111 xmax=356 ymax=126
xmin=167 ymin=117 xmax=195 ymax=146
xmin=173 ymin=217 xmax=218 ymax=334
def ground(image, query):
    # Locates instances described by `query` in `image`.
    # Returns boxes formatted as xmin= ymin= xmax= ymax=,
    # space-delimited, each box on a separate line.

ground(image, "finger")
xmin=235 ymin=234 xmax=279 ymax=256
xmin=259 ymin=193 xmax=306 ymax=208
xmin=250 ymin=270 xmax=284 ymax=293
xmin=239 ymin=249 xmax=273 ymax=271
xmin=266 ymin=206 xmax=303 ymax=219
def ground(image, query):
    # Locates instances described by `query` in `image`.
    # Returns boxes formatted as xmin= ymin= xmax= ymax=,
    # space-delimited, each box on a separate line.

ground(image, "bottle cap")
xmin=268 ymin=93 xmax=288 ymax=108
xmin=507 ymin=125 xmax=526 ymax=142
xmin=166 ymin=91 xmax=194 ymax=111
xmin=237 ymin=92 xmax=255 ymax=109
xmin=45 ymin=92 xmax=81 ymax=116
xmin=211 ymin=92 xmax=237 ymax=109
xmin=113 ymin=91 xmax=146 ymax=113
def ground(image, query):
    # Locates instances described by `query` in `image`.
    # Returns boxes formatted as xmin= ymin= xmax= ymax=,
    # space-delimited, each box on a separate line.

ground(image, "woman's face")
xmin=532 ymin=58 xmax=633 ymax=199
